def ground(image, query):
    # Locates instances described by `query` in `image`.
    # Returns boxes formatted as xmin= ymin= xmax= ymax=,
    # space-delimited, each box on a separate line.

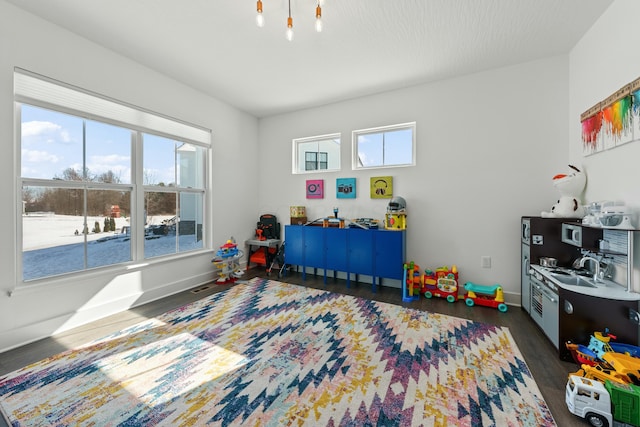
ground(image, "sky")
xmin=21 ymin=104 xmax=177 ymax=185
xmin=357 ymin=128 xmax=413 ymax=167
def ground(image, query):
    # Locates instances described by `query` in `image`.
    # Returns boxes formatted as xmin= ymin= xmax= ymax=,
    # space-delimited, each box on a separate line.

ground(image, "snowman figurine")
xmin=541 ymin=165 xmax=587 ymax=218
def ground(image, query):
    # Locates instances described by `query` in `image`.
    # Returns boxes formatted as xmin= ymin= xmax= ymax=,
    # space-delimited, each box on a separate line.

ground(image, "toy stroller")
xmin=267 ymin=242 xmax=287 ymax=277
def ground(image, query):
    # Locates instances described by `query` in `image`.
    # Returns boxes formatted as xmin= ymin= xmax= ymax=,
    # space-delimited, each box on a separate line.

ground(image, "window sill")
xmin=9 ymin=248 xmax=211 ymax=297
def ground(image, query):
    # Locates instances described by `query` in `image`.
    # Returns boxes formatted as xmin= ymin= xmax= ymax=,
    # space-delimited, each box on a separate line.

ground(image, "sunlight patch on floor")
xmin=97 ymin=333 xmax=248 ymax=405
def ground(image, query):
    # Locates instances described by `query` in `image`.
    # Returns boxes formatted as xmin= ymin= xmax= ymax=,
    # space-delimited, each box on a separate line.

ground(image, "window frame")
xmin=292 ymin=133 xmax=341 ymax=174
xmin=352 ymin=122 xmax=416 ymax=170
xmin=15 ymin=70 xmax=211 ymax=284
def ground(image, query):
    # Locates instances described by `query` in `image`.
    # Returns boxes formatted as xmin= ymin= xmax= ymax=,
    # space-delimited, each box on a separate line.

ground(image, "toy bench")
xmin=463 ymin=282 xmax=501 ymax=295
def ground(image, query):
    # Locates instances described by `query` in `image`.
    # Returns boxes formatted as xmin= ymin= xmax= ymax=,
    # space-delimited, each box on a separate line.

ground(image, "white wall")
xmin=569 ymin=0 xmax=640 ymax=290
xmin=569 ymin=0 xmax=640 ymax=208
xmin=0 ymin=0 xmax=260 ymax=352
xmin=258 ymin=55 xmax=572 ymax=302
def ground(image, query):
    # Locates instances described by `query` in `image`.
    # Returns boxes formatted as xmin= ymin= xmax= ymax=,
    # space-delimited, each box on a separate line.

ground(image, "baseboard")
xmin=503 ymin=291 xmax=521 ymax=307
xmin=0 ymin=270 xmax=214 ymax=354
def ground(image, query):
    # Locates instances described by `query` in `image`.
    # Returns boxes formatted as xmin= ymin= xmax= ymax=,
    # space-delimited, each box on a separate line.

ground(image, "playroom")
xmin=1 ymin=1 xmax=640 ymax=426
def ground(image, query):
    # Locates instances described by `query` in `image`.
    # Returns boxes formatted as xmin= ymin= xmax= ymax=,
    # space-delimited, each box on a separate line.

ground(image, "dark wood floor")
xmin=0 ymin=268 xmax=586 ymax=426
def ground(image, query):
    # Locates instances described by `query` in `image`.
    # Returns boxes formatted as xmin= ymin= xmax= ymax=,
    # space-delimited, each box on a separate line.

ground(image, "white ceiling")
xmin=7 ymin=0 xmax=612 ymax=118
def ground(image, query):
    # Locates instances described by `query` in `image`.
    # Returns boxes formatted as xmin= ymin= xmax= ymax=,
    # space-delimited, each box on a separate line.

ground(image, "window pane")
xmin=144 ymin=191 xmax=177 ymax=258
xmin=383 ymin=128 xmax=413 ymax=166
xmin=305 ymin=152 xmax=317 ymax=171
xmin=353 ymin=123 xmax=415 ymax=169
xmin=22 ymin=186 xmax=133 ymax=281
xmin=23 ymin=186 xmax=86 ymax=280
xmin=178 ymin=192 xmax=204 ymax=252
xmin=357 ymin=133 xmax=383 ymax=167
xmin=318 ymin=152 xmax=328 ymax=169
xmin=86 ymin=190 xmax=132 ymax=269
xmin=21 ymin=105 xmax=83 ymax=180
xmin=177 ymin=143 xmax=205 ymax=189
xmin=86 ymin=120 xmax=132 ymax=184
xmin=143 ymin=134 xmax=176 ymax=186
xmin=293 ymin=134 xmax=341 ymax=174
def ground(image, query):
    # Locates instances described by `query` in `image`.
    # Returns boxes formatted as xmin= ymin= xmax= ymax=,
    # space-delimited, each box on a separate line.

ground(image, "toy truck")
xmin=602 ymin=352 xmax=640 ymax=385
xmin=571 ymin=363 xmax=632 ymax=386
xmin=566 ymin=374 xmax=640 ymax=427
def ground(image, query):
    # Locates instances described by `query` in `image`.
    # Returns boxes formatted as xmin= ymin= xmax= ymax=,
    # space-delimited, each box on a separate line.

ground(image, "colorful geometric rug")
xmin=0 ymin=278 xmax=556 ymax=426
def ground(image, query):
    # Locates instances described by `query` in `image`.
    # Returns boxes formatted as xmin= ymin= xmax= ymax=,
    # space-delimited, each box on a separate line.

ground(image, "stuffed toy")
xmin=541 ymin=165 xmax=587 ymax=218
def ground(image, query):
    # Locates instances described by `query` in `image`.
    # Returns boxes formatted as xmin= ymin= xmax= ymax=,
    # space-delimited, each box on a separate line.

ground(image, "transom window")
xmin=292 ymin=133 xmax=340 ymax=174
xmin=16 ymin=69 xmax=210 ymax=282
xmin=352 ymin=122 xmax=416 ymax=169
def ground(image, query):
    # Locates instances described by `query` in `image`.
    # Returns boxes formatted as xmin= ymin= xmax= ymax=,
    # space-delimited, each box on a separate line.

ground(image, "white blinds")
xmin=14 ymin=68 xmax=211 ymax=145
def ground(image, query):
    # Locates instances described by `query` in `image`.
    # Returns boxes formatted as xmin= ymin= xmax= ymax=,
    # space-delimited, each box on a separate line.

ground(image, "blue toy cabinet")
xmin=284 ymin=225 xmax=406 ymax=291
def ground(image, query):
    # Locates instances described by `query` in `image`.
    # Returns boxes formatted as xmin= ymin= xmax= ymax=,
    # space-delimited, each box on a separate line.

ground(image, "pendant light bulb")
xmin=315 ymin=4 xmax=322 ymax=32
xmin=286 ymin=1 xmax=293 ymax=41
xmin=286 ymin=16 xmax=294 ymax=41
xmin=256 ymin=0 xmax=264 ymax=27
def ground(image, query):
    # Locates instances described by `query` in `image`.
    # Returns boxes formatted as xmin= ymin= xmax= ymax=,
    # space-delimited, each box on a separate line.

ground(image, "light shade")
xmin=256 ymin=0 xmax=264 ymax=27
xmin=286 ymin=16 xmax=294 ymax=41
xmin=315 ymin=4 xmax=322 ymax=32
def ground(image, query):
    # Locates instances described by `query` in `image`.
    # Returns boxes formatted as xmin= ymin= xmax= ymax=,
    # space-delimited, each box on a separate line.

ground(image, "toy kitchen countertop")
xmin=531 ymin=264 xmax=640 ymax=301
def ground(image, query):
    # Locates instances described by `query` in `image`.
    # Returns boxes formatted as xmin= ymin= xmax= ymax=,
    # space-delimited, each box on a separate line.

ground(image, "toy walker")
xmin=402 ymin=263 xmax=460 ymax=303
xmin=422 ymin=265 xmax=459 ymax=302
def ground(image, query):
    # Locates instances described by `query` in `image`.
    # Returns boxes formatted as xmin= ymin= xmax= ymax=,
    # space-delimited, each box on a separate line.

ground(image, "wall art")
xmin=370 ymin=176 xmax=392 ymax=199
xmin=632 ymin=77 xmax=640 ymax=143
xmin=336 ymin=178 xmax=356 ymax=199
xmin=306 ymin=179 xmax=324 ymax=199
xmin=581 ymin=77 xmax=640 ymax=156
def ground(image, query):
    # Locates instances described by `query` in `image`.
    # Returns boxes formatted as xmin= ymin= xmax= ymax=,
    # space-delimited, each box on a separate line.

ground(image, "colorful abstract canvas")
xmin=581 ymin=78 xmax=640 ymax=156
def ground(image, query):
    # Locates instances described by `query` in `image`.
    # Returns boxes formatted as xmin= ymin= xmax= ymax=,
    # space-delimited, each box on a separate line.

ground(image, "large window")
xmin=352 ymin=122 xmax=416 ymax=169
xmin=16 ymin=69 xmax=210 ymax=282
xmin=292 ymin=133 xmax=340 ymax=174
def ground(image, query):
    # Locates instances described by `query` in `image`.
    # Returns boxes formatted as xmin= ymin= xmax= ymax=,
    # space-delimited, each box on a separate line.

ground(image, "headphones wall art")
xmin=370 ymin=176 xmax=393 ymax=199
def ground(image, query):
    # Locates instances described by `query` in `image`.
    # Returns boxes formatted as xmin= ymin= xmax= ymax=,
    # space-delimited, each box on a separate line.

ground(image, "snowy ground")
xmin=23 ymin=213 xmax=132 ymax=250
xmin=22 ymin=214 xmax=203 ymax=281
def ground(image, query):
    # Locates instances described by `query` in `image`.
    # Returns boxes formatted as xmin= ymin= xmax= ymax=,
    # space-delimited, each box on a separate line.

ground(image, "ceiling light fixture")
xmin=255 ymin=0 xmax=264 ymax=27
xmin=286 ymin=0 xmax=294 ymax=41
xmin=315 ymin=2 xmax=322 ymax=32
xmin=254 ymin=0 xmax=325 ymax=40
